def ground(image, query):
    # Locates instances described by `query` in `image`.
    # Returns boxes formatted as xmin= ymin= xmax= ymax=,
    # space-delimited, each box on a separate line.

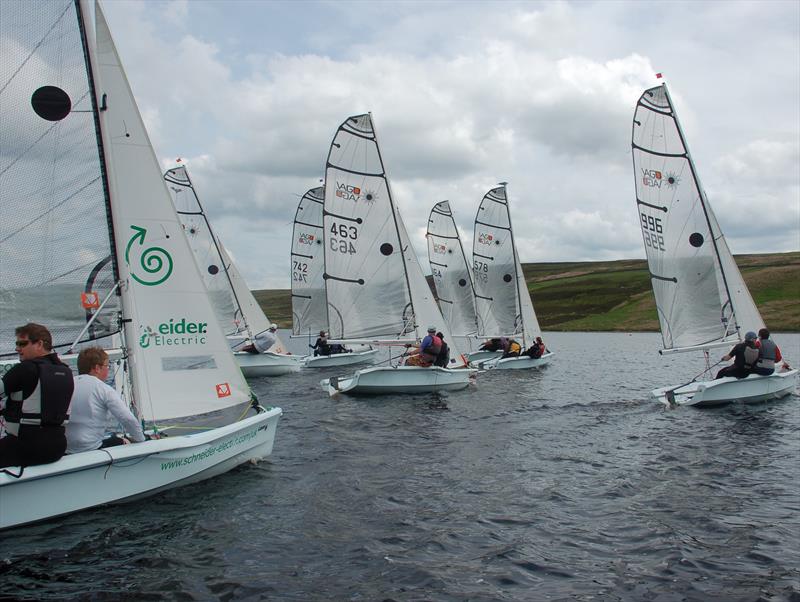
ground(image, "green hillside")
xmin=254 ymin=252 xmax=800 ymax=332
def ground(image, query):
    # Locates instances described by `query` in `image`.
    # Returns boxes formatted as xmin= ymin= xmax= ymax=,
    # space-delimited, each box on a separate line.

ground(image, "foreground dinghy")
xmin=0 ymin=0 xmax=280 ymax=529
xmin=166 ymin=165 xmax=300 ymax=377
xmin=290 ymin=187 xmax=378 ymax=369
xmin=631 ymin=82 xmax=797 ymax=406
xmin=318 ymin=114 xmax=476 ymax=396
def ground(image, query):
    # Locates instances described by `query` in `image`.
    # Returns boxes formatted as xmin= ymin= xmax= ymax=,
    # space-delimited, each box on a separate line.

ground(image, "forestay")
xmin=426 ymin=201 xmax=479 ymax=338
xmin=0 ymin=0 xmax=120 ymax=357
xmin=472 ymin=184 xmax=541 ymax=348
xmin=291 ymin=186 xmax=328 ymax=336
xmin=323 ymin=114 xmax=465 ymax=366
xmin=93 ymin=0 xmax=252 ymax=421
xmin=631 ymin=84 xmax=763 ymax=352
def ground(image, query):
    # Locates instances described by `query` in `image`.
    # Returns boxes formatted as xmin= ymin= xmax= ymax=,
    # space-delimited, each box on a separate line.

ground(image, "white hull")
xmin=303 ymin=349 xmax=379 ymax=368
xmin=476 ymin=351 xmax=555 ymax=370
xmin=234 ymin=351 xmax=302 ymax=377
xmin=0 ymin=407 xmax=281 ymax=530
xmin=466 ymin=350 xmax=503 ymax=365
xmin=652 ymin=369 xmax=798 ymax=407
xmin=321 ymin=366 xmax=477 ymax=396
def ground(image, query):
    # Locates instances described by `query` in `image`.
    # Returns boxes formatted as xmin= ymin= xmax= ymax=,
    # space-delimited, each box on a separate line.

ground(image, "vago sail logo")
xmin=125 ymin=225 xmax=173 ymax=286
xmin=477 ymin=232 xmax=494 ymax=245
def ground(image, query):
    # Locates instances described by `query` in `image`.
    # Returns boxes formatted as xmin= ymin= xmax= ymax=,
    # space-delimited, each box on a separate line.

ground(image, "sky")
xmin=101 ymin=0 xmax=800 ymax=289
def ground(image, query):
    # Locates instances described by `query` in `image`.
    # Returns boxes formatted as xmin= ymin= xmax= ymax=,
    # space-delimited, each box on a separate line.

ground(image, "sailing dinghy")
xmin=471 ymin=184 xmax=554 ymax=370
xmin=0 ymin=0 xmax=281 ymax=530
xmin=426 ymin=201 xmax=483 ymax=360
xmin=165 ymin=165 xmax=301 ymax=377
xmin=631 ymin=83 xmax=797 ymax=407
xmin=318 ymin=114 xmax=476 ymax=396
xmin=291 ymin=186 xmax=378 ymax=368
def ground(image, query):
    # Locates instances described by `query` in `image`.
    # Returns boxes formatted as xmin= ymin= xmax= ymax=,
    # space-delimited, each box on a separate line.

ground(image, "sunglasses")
xmin=15 ymin=340 xmax=34 ymax=347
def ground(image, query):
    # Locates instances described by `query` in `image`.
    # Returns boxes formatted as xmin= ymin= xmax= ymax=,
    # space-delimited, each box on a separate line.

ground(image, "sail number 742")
xmin=640 ymin=213 xmax=665 ymax=252
xmin=330 ymin=222 xmax=358 ymax=255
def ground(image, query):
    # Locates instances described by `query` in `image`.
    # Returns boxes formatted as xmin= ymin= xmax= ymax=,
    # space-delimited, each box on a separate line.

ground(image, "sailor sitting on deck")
xmin=241 ymin=324 xmax=279 ymax=354
xmin=478 ymin=338 xmax=502 ymax=352
xmin=753 ymin=328 xmax=791 ymax=376
xmin=501 ymin=338 xmax=522 ymax=359
xmin=310 ymin=331 xmax=331 ymax=356
xmin=715 ymin=331 xmax=759 ymax=379
xmin=404 ymin=327 xmax=442 ymax=367
xmin=66 ymin=347 xmax=146 ymax=453
xmin=523 ymin=336 xmax=546 ymax=359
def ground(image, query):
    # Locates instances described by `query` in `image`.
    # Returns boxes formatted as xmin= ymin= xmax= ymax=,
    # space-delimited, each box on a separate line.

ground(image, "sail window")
xmin=31 ymin=86 xmax=71 ymax=121
xmin=162 ymin=356 xmax=217 ymax=371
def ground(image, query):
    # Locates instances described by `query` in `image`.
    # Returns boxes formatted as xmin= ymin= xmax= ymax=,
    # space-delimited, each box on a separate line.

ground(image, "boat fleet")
xmin=0 ymin=0 xmax=796 ymax=529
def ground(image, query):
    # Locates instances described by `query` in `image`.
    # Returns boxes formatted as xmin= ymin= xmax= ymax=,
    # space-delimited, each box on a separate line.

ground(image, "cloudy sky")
xmin=102 ymin=0 xmax=800 ymax=289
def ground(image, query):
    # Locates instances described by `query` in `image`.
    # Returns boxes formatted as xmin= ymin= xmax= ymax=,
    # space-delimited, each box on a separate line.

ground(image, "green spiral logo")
xmin=125 ymin=225 xmax=174 ymax=286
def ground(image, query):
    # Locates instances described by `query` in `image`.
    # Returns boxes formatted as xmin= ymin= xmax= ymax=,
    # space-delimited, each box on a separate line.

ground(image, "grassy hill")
xmin=254 ymin=252 xmax=800 ymax=332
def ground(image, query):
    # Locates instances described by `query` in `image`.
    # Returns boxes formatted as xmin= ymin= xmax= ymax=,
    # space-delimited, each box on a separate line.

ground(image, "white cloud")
xmin=97 ymin=0 xmax=799 ymax=289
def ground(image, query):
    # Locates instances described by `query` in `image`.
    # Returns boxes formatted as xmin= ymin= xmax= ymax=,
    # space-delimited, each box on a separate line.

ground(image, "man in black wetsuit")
xmin=0 ymin=323 xmax=74 ymax=469
xmin=715 ymin=331 xmax=759 ymax=380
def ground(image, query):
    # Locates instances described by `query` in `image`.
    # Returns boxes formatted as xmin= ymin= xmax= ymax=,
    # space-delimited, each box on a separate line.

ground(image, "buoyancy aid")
xmin=742 ymin=344 xmax=759 ymax=369
xmin=422 ymin=335 xmax=442 ymax=356
xmin=508 ymin=340 xmax=522 ymax=355
xmin=3 ymin=357 xmax=73 ymax=436
xmin=756 ymin=339 xmax=778 ymax=369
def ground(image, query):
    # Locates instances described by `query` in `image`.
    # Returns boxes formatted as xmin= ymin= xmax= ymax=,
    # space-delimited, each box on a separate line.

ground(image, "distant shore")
xmin=254 ymin=252 xmax=800 ymax=333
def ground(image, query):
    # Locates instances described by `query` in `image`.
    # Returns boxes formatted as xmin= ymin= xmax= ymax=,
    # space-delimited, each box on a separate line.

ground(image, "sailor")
xmin=310 ymin=330 xmax=332 ymax=356
xmin=0 ymin=323 xmax=74 ymax=469
xmin=242 ymin=323 xmax=279 ymax=354
xmin=501 ymin=339 xmax=522 ymax=358
xmin=404 ymin=327 xmax=442 ymax=367
xmin=66 ymin=347 xmax=146 ymax=453
xmin=753 ymin=328 xmax=790 ymax=376
xmin=524 ymin=336 xmax=546 ymax=359
xmin=433 ymin=332 xmax=450 ymax=367
xmin=715 ymin=331 xmax=760 ymax=379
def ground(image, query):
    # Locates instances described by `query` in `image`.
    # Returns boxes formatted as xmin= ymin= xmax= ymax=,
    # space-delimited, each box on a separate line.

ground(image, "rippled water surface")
xmin=2 ymin=332 xmax=799 ymax=601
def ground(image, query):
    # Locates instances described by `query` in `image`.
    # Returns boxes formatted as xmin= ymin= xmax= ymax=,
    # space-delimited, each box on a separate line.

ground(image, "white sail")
xmin=631 ymin=84 xmax=764 ymax=352
xmin=165 ymin=165 xmax=286 ymax=353
xmin=93 ymin=1 xmax=251 ymax=420
xmin=219 ymin=240 xmax=287 ymax=353
xmin=291 ymin=186 xmax=328 ymax=336
xmin=322 ymin=114 xmax=465 ymax=366
xmin=472 ymin=184 xmax=541 ymax=348
xmin=426 ymin=201 xmax=479 ymax=338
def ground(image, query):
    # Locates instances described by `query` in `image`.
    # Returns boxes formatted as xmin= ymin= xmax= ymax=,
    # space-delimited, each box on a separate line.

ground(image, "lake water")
xmin=1 ymin=332 xmax=798 ymax=601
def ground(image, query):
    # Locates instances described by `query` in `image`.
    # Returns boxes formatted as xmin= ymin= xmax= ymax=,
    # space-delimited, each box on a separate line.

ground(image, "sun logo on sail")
xmin=664 ymin=172 xmax=681 ymax=189
xmin=363 ymin=189 xmax=379 ymax=205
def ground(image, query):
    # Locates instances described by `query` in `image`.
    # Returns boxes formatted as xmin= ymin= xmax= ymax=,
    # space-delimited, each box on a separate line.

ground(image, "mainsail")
xmin=0 ymin=0 xmax=120 ymax=356
xmin=92 ymin=0 xmax=252 ymax=421
xmin=631 ymin=84 xmax=764 ymax=352
xmin=322 ymin=114 xmax=465 ymax=365
xmin=291 ymin=186 xmax=328 ymax=336
xmin=164 ymin=165 xmax=286 ymax=353
xmin=426 ymin=201 xmax=479 ymax=338
xmin=472 ymin=184 xmax=541 ymax=347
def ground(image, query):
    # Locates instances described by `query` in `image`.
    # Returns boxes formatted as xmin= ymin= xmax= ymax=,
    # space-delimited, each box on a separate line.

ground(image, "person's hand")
xmin=122 ymin=437 xmax=131 ymax=445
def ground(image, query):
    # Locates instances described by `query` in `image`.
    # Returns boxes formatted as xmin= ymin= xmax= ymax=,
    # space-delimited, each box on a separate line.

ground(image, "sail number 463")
xmin=330 ymin=222 xmax=358 ymax=255
xmin=640 ymin=213 xmax=665 ymax=252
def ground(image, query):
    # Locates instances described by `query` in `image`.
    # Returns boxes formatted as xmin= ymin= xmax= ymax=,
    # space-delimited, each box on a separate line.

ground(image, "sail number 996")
xmin=330 ymin=222 xmax=358 ymax=255
xmin=640 ymin=213 xmax=665 ymax=252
